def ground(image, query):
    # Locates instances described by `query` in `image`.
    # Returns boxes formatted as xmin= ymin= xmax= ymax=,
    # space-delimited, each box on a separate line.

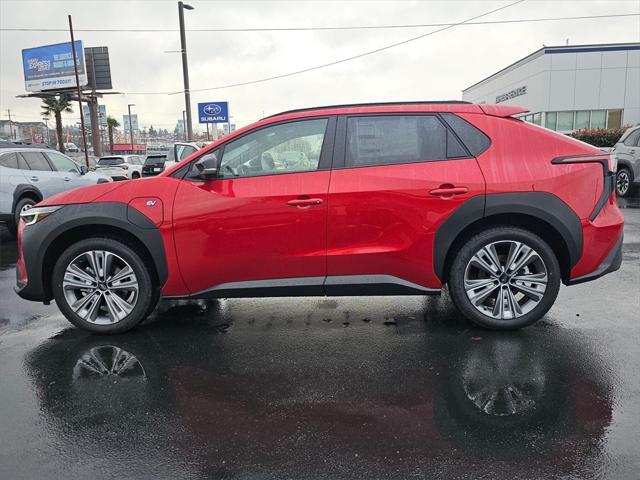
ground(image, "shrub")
xmin=569 ymin=127 xmax=628 ymax=148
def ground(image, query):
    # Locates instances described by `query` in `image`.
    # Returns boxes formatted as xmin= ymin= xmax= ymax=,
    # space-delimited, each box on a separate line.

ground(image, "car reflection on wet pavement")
xmin=0 ymin=204 xmax=639 ymax=480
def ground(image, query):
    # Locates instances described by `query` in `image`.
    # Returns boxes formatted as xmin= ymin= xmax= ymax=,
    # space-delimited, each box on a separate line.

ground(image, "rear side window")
xmin=0 ymin=152 xmax=19 ymax=169
xmin=440 ymin=113 xmax=491 ymax=157
xmin=346 ymin=115 xmax=465 ymax=167
xmin=20 ymin=152 xmax=52 ymax=171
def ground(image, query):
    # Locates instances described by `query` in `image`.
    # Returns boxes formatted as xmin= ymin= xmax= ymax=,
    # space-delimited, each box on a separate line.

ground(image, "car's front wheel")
xmin=52 ymin=237 xmax=156 ymax=334
xmin=448 ymin=227 xmax=561 ymax=330
xmin=616 ymin=167 xmax=632 ymax=197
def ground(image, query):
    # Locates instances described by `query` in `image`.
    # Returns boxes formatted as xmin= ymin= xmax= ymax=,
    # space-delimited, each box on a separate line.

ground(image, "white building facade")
xmin=462 ymin=43 xmax=640 ymax=133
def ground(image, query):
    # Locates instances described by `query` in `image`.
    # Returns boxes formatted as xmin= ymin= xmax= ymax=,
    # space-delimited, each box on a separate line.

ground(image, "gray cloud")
xmin=1 ymin=0 xmax=638 ymax=131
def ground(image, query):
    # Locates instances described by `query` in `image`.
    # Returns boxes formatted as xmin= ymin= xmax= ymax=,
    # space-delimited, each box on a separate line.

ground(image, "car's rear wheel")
xmin=616 ymin=167 xmax=632 ymax=197
xmin=52 ymin=237 xmax=156 ymax=334
xmin=448 ymin=227 xmax=561 ymax=330
xmin=131 ymin=171 xmax=140 ymax=179
xmin=7 ymin=197 xmax=36 ymax=236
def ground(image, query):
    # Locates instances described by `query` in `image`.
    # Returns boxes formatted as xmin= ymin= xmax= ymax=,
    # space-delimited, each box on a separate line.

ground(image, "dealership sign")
xmin=198 ymin=102 xmax=229 ymax=123
xmin=22 ymin=41 xmax=87 ymax=92
xmin=495 ymin=86 xmax=527 ymax=104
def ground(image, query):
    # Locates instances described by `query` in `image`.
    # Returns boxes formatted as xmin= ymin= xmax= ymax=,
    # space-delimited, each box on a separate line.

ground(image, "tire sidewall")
xmin=616 ymin=168 xmax=631 ymax=197
xmin=12 ymin=197 xmax=36 ymax=233
xmin=449 ymin=227 xmax=561 ymax=330
xmin=52 ymin=237 xmax=154 ymax=334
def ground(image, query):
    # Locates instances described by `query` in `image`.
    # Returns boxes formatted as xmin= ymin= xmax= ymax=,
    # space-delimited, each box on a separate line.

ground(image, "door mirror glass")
xmin=194 ymin=153 xmax=218 ymax=180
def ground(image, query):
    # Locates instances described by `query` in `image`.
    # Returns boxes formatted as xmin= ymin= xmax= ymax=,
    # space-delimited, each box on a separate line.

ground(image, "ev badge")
xmin=146 ymin=200 xmax=157 ymax=207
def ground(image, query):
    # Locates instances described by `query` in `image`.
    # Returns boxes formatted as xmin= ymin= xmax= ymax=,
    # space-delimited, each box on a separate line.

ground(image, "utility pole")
xmin=43 ymin=117 xmax=50 ymax=145
xmin=7 ymin=109 xmax=16 ymax=140
xmin=182 ymin=110 xmax=187 ymax=142
xmin=68 ymin=15 xmax=90 ymax=167
xmin=127 ymin=104 xmax=135 ymax=154
xmin=178 ymin=1 xmax=194 ymax=141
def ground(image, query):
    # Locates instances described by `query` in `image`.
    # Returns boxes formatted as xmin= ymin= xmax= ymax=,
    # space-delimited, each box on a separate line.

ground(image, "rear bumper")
xmin=566 ymin=233 xmax=623 ymax=285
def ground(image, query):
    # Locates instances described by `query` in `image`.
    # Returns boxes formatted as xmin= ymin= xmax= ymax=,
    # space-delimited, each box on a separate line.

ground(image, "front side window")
xmin=219 ymin=119 xmax=328 ymax=179
xmin=623 ymin=129 xmax=640 ymax=146
xmin=20 ymin=152 xmax=52 ymax=171
xmin=179 ymin=146 xmax=198 ymax=161
xmin=47 ymin=152 xmax=79 ymax=173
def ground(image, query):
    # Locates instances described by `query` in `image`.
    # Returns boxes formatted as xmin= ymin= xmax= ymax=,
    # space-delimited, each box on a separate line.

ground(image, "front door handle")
xmin=30 ymin=176 xmax=39 ymax=182
xmin=63 ymin=177 xmax=71 ymax=182
xmin=287 ymin=198 xmax=323 ymax=208
xmin=429 ymin=185 xmax=468 ymax=197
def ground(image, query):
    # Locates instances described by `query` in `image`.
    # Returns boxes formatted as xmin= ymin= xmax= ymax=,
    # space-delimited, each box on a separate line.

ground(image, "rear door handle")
xmin=287 ymin=198 xmax=323 ymax=207
xmin=30 ymin=176 xmax=39 ymax=182
xmin=429 ymin=185 xmax=468 ymax=197
xmin=63 ymin=177 xmax=71 ymax=182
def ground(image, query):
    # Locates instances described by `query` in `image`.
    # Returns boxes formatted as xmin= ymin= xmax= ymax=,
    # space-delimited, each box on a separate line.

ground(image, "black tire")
xmin=615 ymin=167 xmax=633 ymax=197
xmin=51 ymin=237 xmax=157 ymax=334
xmin=448 ymin=227 xmax=561 ymax=330
xmin=7 ymin=196 xmax=37 ymax=236
xmin=131 ymin=171 xmax=140 ymax=179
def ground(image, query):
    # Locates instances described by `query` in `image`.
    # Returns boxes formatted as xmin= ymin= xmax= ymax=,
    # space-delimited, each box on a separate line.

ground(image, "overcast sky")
xmin=1 ymin=0 xmax=639 ymax=132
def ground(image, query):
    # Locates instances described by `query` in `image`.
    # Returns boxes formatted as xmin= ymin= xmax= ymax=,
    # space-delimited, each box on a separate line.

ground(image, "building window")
xmin=557 ymin=112 xmax=574 ymax=131
xmin=607 ymin=110 xmax=622 ymax=129
xmin=545 ymin=112 xmax=557 ymax=131
xmin=591 ymin=110 xmax=606 ymax=129
xmin=575 ymin=111 xmax=590 ymax=130
xmin=532 ymin=112 xmax=542 ymax=125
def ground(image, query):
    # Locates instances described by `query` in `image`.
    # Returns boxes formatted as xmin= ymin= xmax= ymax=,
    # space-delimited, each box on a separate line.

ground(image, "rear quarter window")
xmin=0 ymin=152 xmax=19 ymax=169
xmin=440 ymin=112 xmax=491 ymax=157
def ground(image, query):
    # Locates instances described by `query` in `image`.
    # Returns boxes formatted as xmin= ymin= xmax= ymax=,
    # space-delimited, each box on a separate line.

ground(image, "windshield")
xmin=97 ymin=157 xmax=125 ymax=166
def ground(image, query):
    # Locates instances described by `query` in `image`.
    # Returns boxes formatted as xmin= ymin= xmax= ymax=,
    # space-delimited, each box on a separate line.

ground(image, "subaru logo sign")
xmin=198 ymin=102 xmax=229 ymax=124
xmin=203 ymin=104 xmax=222 ymax=115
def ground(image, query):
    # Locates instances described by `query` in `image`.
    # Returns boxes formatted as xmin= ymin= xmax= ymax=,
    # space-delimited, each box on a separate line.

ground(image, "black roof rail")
xmin=263 ymin=100 xmax=473 ymax=119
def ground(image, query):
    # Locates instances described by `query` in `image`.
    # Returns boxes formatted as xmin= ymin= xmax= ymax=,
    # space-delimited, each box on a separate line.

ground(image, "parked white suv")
xmin=95 ymin=155 xmax=144 ymax=181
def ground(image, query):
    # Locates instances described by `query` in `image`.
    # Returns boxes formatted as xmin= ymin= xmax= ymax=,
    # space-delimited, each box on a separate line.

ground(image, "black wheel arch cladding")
xmin=12 ymin=184 xmax=42 ymax=213
xmin=434 ymin=192 xmax=583 ymax=281
xmin=18 ymin=202 xmax=167 ymax=302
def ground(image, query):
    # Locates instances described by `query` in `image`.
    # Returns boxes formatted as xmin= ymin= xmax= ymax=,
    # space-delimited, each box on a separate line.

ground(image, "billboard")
xmin=123 ymin=114 xmax=139 ymax=133
xmin=198 ymin=102 xmax=229 ymax=123
xmin=22 ymin=41 xmax=87 ymax=92
xmin=84 ymin=46 xmax=113 ymax=90
xmin=82 ymin=104 xmax=107 ymax=127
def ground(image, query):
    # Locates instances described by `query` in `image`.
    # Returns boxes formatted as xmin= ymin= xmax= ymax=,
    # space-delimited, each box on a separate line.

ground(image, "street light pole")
xmin=182 ymin=110 xmax=187 ymax=142
xmin=127 ymin=104 xmax=135 ymax=154
xmin=178 ymin=1 xmax=194 ymax=142
xmin=68 ymin=15 xmax=90 ymax=167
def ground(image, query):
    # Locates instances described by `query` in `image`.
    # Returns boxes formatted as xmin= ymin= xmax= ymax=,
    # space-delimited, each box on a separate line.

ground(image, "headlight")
xmin=20 ymin=205 xmax=63 ymax=226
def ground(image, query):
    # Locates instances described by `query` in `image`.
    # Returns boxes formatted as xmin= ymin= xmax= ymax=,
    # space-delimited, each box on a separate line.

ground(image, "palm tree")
xmin=106 ymin=116 xmax=120 ymax=154
xmin=41 ymin=96 xmax=72 ymax=153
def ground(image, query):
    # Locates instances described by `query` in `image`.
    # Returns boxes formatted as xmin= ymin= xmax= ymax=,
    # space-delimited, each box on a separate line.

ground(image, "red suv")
xmin=15 ymin=102 xmax=624 ymax=333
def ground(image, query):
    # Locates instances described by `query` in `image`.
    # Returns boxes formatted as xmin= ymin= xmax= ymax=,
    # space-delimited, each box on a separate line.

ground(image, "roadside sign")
xmin=198 ymin=102 xmax=229 ymax=123
xmin=22 ymin=41 xmax=87 ymax=92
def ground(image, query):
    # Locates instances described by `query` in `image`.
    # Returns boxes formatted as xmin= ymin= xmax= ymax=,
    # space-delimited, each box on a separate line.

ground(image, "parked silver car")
xmin=0 ymin=146 xmax=112 ymax=236
xmin=613 ymin=125 xmax=640 ymax=197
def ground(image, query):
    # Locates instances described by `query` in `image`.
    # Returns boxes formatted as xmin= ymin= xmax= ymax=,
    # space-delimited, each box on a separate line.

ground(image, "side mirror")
xmin=79 ymin=165 xmax=88 ymax=175
xmin=194 ymin=153 xmax=218 ymax=180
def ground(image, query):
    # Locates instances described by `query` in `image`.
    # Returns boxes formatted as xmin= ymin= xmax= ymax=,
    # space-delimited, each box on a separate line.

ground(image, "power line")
xmin=128 ymin=0 xmax=527 ymax=95
xmin=1 ymin=13 xmax=637 ymax=33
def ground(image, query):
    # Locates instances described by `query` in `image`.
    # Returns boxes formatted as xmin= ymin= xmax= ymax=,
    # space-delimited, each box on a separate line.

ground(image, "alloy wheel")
xmin=463 ymin=241 xmax=548 ymax=320
xmin=616 ymin=170 xmax=630 ymax=196
xmin=62 ymin=250 xmax=139 ymax=325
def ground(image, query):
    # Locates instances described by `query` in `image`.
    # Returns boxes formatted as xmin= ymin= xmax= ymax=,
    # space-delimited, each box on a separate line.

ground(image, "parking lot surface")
xmin=1 ymin=203 xmax=639 ymax=480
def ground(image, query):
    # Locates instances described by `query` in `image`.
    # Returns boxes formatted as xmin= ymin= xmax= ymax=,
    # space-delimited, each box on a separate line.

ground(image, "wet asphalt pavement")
xmin=0 ymin=201 xmax=639 ymax=480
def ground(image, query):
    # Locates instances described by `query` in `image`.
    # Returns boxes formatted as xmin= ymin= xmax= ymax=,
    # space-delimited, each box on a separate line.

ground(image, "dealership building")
xmin=462 ymin=43 xmax=640 ymax=132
